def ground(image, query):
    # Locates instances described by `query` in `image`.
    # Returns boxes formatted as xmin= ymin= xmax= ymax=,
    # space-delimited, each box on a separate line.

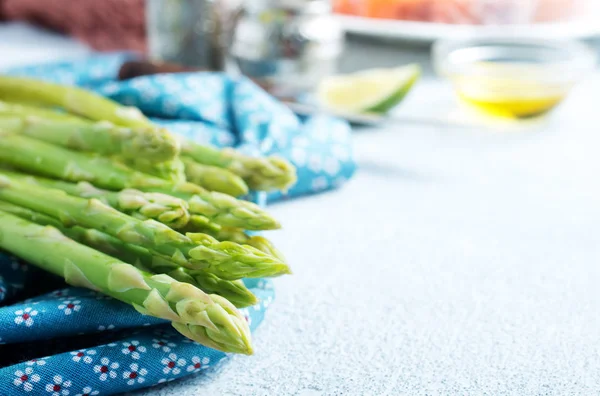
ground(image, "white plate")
xmin=337 ymin=15 xmax=600 ymax=43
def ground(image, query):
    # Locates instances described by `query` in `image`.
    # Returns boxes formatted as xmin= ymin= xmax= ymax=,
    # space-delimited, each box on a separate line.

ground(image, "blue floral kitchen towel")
xmin=0 ymin=257 xmax=274 ymax=395
xmin=0 ymin=53 xmax=356 ymax=395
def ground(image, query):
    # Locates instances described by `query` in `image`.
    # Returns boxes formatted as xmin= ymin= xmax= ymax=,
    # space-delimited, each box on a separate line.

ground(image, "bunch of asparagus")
xmin=0 ymin=76 xmax=297 ymax=355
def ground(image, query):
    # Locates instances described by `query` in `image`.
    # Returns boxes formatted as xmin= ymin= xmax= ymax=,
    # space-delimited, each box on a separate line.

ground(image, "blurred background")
xmin=1 ymin=0 xmax=597 ymax=50
xmin=0 ymin=0 xmax=598 ymax=126
xmin=2 ymin=2 xmax=600 ymax=395
xmin=334 ymin=0 xmax=595 ymax=24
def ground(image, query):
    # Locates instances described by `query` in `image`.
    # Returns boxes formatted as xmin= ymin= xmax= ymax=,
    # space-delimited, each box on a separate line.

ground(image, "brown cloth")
xmin=0 ymin=0 xmax=147 ymax=52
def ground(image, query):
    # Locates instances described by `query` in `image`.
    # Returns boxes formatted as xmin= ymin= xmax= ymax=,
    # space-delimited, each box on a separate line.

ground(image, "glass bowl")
xmin=432 ymin=37 xmax=597 ymax=118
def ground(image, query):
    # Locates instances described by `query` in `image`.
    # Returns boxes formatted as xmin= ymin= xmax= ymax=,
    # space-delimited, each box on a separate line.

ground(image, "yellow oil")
xmin=451 ymin=63 xmax=570 ymax=119
xmin=457 ymin=91 xmax=565 ymax=118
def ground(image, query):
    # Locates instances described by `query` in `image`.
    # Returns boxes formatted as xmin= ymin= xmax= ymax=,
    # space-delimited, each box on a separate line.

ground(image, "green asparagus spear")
xmin=200 ymin=229 xmax=287 ymax=263
xmin=183 ymin=223 xmax=246 ymax=244
xmin=0 ymin=200 xmax=258 ymax=308
xmin=0 ymin=115 xmax=179 ymax=162
xmin=0 ymin=200 xmax=58 ymax=227
xmin=0 ymin=210 xmax=253 ymax=354
xmin=119 ymin=156 xmax=186 ymax=184
xmin=0 ymin=134 xmax=280 ymax=230
xmin=183 ymin=222 xmax=285 ymax=261
xmin=182 ymin=156 xmax=249 ymax=197
xmin=164 ymin=214 xmax=286 ymax=263
xmin=182 ymin=142 xmax=297 ymax=192
xmin=0 ymin=172 xmax=290 ymax=280
xmin=93 ymin=187 xmax=190 ymax=230
xmin=187 ymin=215 xmax=224 ymax=234
xmin=0 ymin=133 xmax=169 ymax=189
xmin=165 ymin=268 xmax=257 ymax=308
xmin=0 ymin=76 xmax=152 ymax=128
xmin=0 ymin=79 xmax=184 ymax=181
xmin=0 ymin=76 xmax=296 ymax=192
xmin=244 ymin=236 xmax=288 ymax=263
xmin=0 ymin=100 xmax=85 ymax=122
xmin=4 ymin=171 xmax=190 ymax=229
xmin=78 ymin=228 xmax=260 ymax=308
xmin=144 ymin=182 xmax=280 ymax=230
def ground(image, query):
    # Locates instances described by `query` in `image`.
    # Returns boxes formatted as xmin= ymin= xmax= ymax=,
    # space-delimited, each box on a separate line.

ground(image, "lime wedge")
xmin=317 ymin=64 xmax=421 ymax=114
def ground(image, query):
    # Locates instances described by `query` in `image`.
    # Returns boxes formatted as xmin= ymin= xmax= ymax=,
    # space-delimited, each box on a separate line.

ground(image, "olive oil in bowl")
xmin=451 ymin=63 xmax=571 ymax=119
xmin=433 ymin=38 xmax=596 ymax=121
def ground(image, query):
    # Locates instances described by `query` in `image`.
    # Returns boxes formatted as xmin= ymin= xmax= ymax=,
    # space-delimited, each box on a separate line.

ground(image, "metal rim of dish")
xmin=337 ymin=15 xmax=600 ymax=43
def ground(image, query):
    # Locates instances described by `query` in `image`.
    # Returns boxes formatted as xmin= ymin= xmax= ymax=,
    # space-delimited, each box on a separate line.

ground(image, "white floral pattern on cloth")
xmin=0 ymin=52 xmax=345 ymax=396
xmin=13 ymin=366 xmax=41 ymax=392
xmin=45 ymin=375 xmax=72 ymax=396
xmin=0 ymin=277 xmax=273 ymax=395
xmin=97 ymin=325 xmax=115 ymax=332
xmin=58 ymin=299 xmax=82 ymax=315
xmin=26 ymin=358 xmax=48 ymax=367
xmin=121 ymin=341 xmax=147 ymax=360
xmin=187 ymin=356 xmax=210 ymax=373
xmin=93 ymin=358 xmax=119 ymax=381
xmin=71 ymin=349 xmax=97 ymax=364
xmin=152 ymin=339 xmax=177 ymax=353
xmin=14 ymin=307 xmax=38 ymax=327
xmin=75 ymin=386 xmax=100 ymax=396
xmin=50 ymin=289 xmax=70 ymax=299
xmin=122 ymin=363 xmax=148 ymax=386
xmin=0 ymin=286 xmax=166 ymax=345
xmin=161 ymin=353 xmax=186 ymax=375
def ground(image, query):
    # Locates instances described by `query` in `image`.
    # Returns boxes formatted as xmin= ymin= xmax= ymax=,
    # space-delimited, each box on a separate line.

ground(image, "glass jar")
xmin=146 ymin=0 xmax=227 ymax=70
xmin=229 ymin=0 xmax=345 ymax=98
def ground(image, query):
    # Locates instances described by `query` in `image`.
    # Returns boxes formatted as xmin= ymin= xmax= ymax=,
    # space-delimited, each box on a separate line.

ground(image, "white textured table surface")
xmin=3 ymin=22 xmax=600 ymax=396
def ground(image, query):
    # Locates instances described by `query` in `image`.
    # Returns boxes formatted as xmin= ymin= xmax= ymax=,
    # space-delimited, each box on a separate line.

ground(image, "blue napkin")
xmin=0 ymin=53 xmax=356 ymax=395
